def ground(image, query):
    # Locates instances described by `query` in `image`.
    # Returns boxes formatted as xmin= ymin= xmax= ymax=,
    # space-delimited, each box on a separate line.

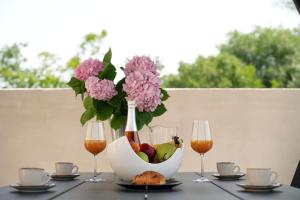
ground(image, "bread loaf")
xmin=133 ymin=171 xmax=166 ymax=185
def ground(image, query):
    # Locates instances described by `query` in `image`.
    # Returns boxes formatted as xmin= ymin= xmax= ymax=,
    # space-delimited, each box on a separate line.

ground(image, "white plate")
xmin=213 ymin=173 xmax=245 ymax=180
xmin=10 ymin=183 xmax=56 ymax=193
xmin=236 ymin=182 xmax=281 ymax=192
xmin=51 ymin=174 xmax=80 ymax=181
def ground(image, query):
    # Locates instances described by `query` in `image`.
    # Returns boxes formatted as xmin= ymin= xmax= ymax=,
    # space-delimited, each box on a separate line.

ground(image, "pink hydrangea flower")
xmin=124 ymin=56 xmax=159 ymax=76
xmin=85 ymin=77 xmax=117 ymax=101
xmin=123 ymin=70 xmax=161 ymax=112
xmin=75 ymin=59 xmax=104 ymax=81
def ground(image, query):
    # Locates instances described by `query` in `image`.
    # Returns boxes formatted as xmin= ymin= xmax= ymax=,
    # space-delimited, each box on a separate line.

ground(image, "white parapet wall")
xmin=0 ymin=89 xmax=300 ymax=186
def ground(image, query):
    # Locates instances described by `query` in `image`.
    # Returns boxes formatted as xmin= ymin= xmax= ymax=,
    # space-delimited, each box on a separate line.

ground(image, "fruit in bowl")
xmin=107 ymin=136 xmax=184 ymax=180
xmin=156 ymin=143 xmax=177 ymax=162
xmin=137 ymin=152 xmax=149 ymax=162
xmin=172 ymin=136 xmax=183 ymax=148
xmin=140 ymin=143 xmax=156 ymax=162
xmin=134 ymin=136 xmax=184 ymax=164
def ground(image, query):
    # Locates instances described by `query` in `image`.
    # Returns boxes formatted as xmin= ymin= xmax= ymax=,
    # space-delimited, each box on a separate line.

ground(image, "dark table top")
xmin=0 ymin=173 xmax=93 ymax=200
xmin=54 ymin=173 xmax=237 ymax=200
xmin=206 ymin=173 xmax=300 ymax=200
xmin=1 ymin=172 xmax=300 ymax=200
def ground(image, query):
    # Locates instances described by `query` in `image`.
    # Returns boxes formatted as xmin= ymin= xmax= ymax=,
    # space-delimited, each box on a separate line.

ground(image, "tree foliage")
xmin=2 ymin=27 xmax=300 ymax=88
xmin=0 ymin=30 xmax=107 ymax=88
xmin=220 ymin=27 xmax=300 ymax=87
xmin=163 ymin=53 xmax=263 ymax=88
xmin=163 ymin=27 xmax=300 ymax=88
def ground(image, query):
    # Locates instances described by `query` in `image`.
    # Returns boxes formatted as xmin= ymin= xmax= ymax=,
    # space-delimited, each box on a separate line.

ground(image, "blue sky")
xmin=0 ymin=0 xmax=299 ymax=77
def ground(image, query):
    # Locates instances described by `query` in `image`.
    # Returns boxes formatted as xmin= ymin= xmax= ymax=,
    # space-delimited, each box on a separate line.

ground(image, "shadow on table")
xmin=10 ymin=190 xmax=56 ymax=195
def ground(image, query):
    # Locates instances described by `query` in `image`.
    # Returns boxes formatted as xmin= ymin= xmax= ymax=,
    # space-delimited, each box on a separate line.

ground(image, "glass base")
xmin=193 ymin=177 xmax=210 ymax=183
xmin=85 ymin=177 xmax=106 ymax=183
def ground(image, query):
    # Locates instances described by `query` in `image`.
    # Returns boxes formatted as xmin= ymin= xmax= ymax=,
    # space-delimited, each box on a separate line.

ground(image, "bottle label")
xmin=125 ymin=100 xmax=140 ymax=144
xmin=125 ymin=100 xmax=137 ymax=131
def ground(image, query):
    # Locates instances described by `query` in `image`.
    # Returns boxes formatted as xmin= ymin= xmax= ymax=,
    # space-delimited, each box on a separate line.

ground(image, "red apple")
xmin=139 ymin=143 xmax=156 ymax=161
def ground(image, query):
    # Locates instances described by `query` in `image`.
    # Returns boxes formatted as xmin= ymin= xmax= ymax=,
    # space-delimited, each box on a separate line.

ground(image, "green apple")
xmin=137 ymin=152 xmax=149 ymax=162
xmin=156 ymin=143 xmax=177 ymax=162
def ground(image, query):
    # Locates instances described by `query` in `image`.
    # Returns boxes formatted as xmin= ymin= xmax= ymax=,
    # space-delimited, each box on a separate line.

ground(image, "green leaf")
xmin=99 ymin=63 xmax=116 ymax=81
xmin=111 ymin=115 xmax=126 ymax=130
xmin=136 ymin=117 xmax=144 ymax=131
xmin=152 ymin=104 xmax=167 ymax=117
xmin=116 ymin=78 xmax=125 ymax=91
xmin=83 ymin=96 xmax=94 ymax=110
xmin=107 ymin=95 xmax=120 ymax=108
xmin=115 ymin=79 xmax=126 ymax=99
xmin=80 ymin=96 xmax=96 ymax=126
xmin=137 ymin=111 xmax=153 ymax=126
xmin=106 ymin=78 xmax=126 ymax=110
xmin=103 ymin=48 xmax=112 ymax=64
xmin=107 ymin=94 xmax=125 ymax=111
xmin=160 ymin=88 xmax=170 ymax=101
xmin=80 ymin=109 xmax=95 ymax=126
xmin=93 ymin=99 xmax=114 ymax=120
xmin=67 ymin=77 xmax=86 ymax=96
xmin=135 ymin=111 xmax=154 ymax=130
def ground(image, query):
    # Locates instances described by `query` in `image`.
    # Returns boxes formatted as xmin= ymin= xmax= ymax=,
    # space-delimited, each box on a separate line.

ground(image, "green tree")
xmin=162 ymin=53 xmax=263 ymax=88
xmin=163 ymin=27 xmax=300 ymax=88
xmin=66 ymin=30 xmax=107 ymax=70
xmin=220 ymin=27 xmax=300 ymax=87
xmin=0 ymin=30 xmax=107 ymax=88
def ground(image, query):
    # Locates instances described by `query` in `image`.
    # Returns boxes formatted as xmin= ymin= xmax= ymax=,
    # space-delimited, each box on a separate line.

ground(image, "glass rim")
xmin=55 ymin=162 xmax=74 ymax=165
xmin=149 ymin=125 xmax=178 ymax=130
xmin=217 ymin=162 xmax=235 ymax=164
xmin=19 ymin=167 xmax=44 ymax=170
xmin=246 ymin=168 xmax=272 ymax=171
xmin=193 ymin=119 xmax=209 ymax=123
xmin=87 ymin=120 xmax=105 ymax=124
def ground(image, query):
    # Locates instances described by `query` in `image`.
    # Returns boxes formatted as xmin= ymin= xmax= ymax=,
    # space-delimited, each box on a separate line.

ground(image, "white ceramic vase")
xmin=107 ymin=136 xmax=184 ymax=180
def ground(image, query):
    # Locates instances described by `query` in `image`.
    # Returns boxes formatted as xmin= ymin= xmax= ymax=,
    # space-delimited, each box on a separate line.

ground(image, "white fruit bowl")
xmin=107 ymin=136 xmax=184 ymax=180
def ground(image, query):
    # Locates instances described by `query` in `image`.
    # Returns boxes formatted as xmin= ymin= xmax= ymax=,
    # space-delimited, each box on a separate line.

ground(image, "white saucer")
xmin=213 ymin=173 xmax=245 ymax=180
xmin=236 ymin=182 xmax=281 ymax=192
xmin=10 ymin=182 xmax=56 ymax=193
xmin=51 ymin=173 xmax=80 ymax=181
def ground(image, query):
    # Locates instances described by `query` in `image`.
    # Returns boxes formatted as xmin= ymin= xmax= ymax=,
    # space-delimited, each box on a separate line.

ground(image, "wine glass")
xmin=84 ymin=121 xmax=106 ymax=182
xmin=191 ymin=120 xmax=213 ymax=182
xmin=149 ymin=126 xmax=177 ymax=147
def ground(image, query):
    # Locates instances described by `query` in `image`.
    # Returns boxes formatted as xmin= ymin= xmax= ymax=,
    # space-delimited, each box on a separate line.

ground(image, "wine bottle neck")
xmin=125 ymin=100 xmax=137 ymax=131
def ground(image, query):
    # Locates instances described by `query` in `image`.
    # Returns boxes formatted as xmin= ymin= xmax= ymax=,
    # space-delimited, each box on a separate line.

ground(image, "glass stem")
xmin=200 ymin=154 xmax=204 ymax=178
xmin=93 ymin=155 xmax=97 ymax=180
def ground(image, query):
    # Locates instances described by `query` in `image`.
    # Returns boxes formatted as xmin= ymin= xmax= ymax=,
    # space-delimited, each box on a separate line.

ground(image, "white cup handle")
xmin=72 ymin=165 xmax=79 ymax=174
xmin=270 ymin=171 xmax=278 ymax=184
xmin=41 ymin=172 xmax=50 ymax=185
xmin=234 ymin=165 xmax=240 ymax=173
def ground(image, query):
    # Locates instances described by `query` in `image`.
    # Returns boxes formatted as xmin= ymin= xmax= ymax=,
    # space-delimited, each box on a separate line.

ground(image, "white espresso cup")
xmin=217 ymin=162 xmax=240 ymax=176
xmin=55 ymin=162 xmax=79 ymax=175
xmin=19 ymin=168 xmax=50 ymax=186
xmin=247 ymin=168 xmax=278 ymax=186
